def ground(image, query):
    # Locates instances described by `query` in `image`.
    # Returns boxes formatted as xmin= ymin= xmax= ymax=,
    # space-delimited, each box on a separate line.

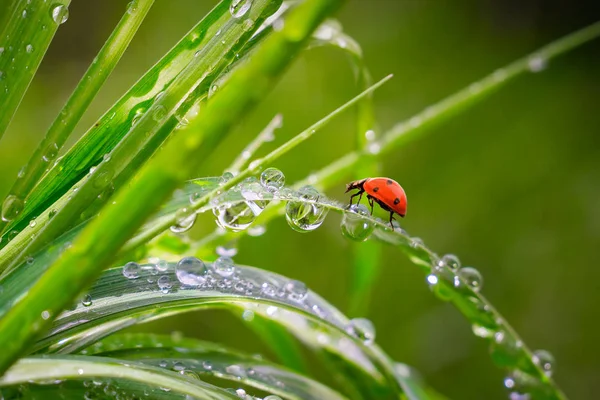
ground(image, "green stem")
xmin=0 ymin=0 xmax=345 ymax=375
xmin=0 ymin=0 xmax=155 ymax=234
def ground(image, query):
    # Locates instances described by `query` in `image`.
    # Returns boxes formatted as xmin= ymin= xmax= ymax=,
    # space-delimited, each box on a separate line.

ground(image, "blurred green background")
xmin=2 ymin=1 xmax=599 ymax=399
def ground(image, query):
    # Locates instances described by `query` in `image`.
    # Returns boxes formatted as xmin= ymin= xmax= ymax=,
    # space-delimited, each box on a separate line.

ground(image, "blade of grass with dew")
xmin=0 ymin=0 xmax=71 ymax=140
xmin=0 ymin=0 xmax=155 ymax=235
xmin=0 ymin=0 xmax=345 ymax=375
xmin=0 ymin=0 xmax=282 ymax=274
xmin=82 ymin=333 xmax=347 ymax=400
xmin=124 ymin=74 xmax=392 ymax=254
xmin=0 ymin=356 xmax=241 ymax=399
xmin=191 ymin=20 xmax=600 ymax=262
xmin=0 ymin=0 xmax=232 ymax=236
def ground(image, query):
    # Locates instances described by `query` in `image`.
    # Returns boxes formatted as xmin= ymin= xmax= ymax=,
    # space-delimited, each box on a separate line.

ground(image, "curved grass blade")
xmin=83 ymin=333 xmax=348 ymax=400
xmin=0 ymin=0 xmax=71 ymax=140
xmin=0 ymin=355 xmax=240 ymax=399
xmin=0 ymin=0 xmax=155 ymax=234
xmin=0 ymin=0 xmax=282 ymax=273
xmin=0 ymin=0 xmax=344 ymax=376
xmin=1 ymin=0 xmax=231 ymax=237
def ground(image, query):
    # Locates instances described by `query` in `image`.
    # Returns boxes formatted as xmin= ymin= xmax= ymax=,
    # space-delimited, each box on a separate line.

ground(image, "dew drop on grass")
xmin=2 ymin=195 xmax=24 ymax=222
xmin=260 ymin=167 xmax=285 ymax=192
xmin=426 ymin=274 xmax=438 ymax=286
xmin=214 ymin=201 xmax=260 ymax=231
xmin=457 ymin=266 xmax=483 ymax=291
xmin=285 ymin=186 xmax=328 ymax=232
xmin=440 ymin=254 xmax=461 ymax=270
xmin=51 ymin=4 xmax=69 ymax=24
xmin=242 ymin=309 xmax=254 ymax=321
xmin=528 ymin=55 xmax=547 ymax=73
xmin=158 ymin=275 xmax=172 ymax=293
xmin=170 ymin=207 xmax=197 ymax=233
xmin=229 ymin=0 xmax=252 ymax=19
xmin=122 ymin=262 xmax=141 ymax=279
xmin=226 ymin=364 xmax=247 ymax=378
xmin=41 ymin=310 xmax=51 ymax=320
xmin=156 ymin=259 xmax=169 ymax=272
xmin=25 ymin=44 xmax=33 ymax=53
xmin=176 ymin=256 xmax=208 ymax=286
xmin=532 ymin=349 xmax=555 ymax=376
xmin=127 ymin=0 xmax=138 ymax=14
xmin=341 ymin=204 xmax=374 ymax=242
xmin=42 ymin=143 xmax=59 ymax=162
xmin=92 ymin=170 xmax=112 ymax=190
xmin=81 ymin=294 xmax=92 ymax=307
xmin=346 ymin=318 xmax=376 ymax=344
xmin=490 ymin=330 xmax=523 ymax=368
xmin=216 ymin=245 xmax=238 ymax=257
xmin=220 ymin=172 xmax=234 ymax=185
xmin=213 ymin=256 xmax=235 ymax=277
xmin=242 ymin=18 xmax=254 ymax=32
xmin=285 ymin=279 xmax=308 ymax=302
xmin=152 ymin=105 xmax=167 ymax=121
xmin=264 ymin=396 xmax=283 ymax=400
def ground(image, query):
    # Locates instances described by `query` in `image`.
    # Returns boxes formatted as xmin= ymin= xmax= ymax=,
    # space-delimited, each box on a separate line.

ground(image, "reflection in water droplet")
xmin=346 ymin=317 xmax=376 ymax=344
xmin=158 ymin=275 xmax=172 ymax=293
xmin=220 ymin=172 xmax=234 ymax=185
xmin=260 ymin=167 xmax=285 ymax=192
xmin=122 ymin=262 xmax=141 ymax=279
xmin=285 ymin=186 xmax=328 ymax=232
xmin=341 ymin=204 xmax=374 ymax=242
xmin=440 ymin=254 xmax=461 ymax=270
xmin=42 ymin=143 xmax=59 ymax=162
xmin=170 ymin=207 xmax=197 ymax=233
xmin=214 ymin=201 xmax=262 ymax=231
xmin=457 ymin=266 xmax=483 ymax=291
xmin=81 ymin=294 xmax=92 ymax=306
xmin=229 ymin=0 xmax=252 ymax=19
xmin=2 ymin=195 xmax=24 ymax=222
xmin=176 ymin=256 xmax=208 ymax=286
xmin=25 ymin=44 xmax=33 ymax=53
xmin=213 ymin=257 xmax=235 ymax=277
xmin=51 ymin=4 xmax=69 ymax=24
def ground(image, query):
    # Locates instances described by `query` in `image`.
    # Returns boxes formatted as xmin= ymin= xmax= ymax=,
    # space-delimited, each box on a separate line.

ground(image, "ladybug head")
xmin=345 ymin=179 xmax=367 ymax=193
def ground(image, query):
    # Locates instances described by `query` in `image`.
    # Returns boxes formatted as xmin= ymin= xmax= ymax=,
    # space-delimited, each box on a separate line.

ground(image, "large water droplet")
xmin=214 ymin=201 xmax=259 ymax=231
xmin=81 ymin=294 xmax=93 ymax=307
xmin=122 ymin=262 xmax=141 ymax=279
xmin=170 ymin=207 xmax=197 ymax=233
xmin=285 ymin=186 xmax=328 ymax=232
xmin=51 ymin=4 xmax=69 ymax=24
xmin=229 ymin=0 xmax=252 ymax=19
xmin=2 ymin=195 xmax=24 ymax=222
xmin=285 ymin=279 xmax=308 ymax=302
xmin=341 ymin=203 xmax=374 ymax=242
xmin=346 ymin=317 xmax=376 ymax=344
xmin=176 ymin=257 xmax=208 ymax=286
xmin=440 ymin=254 xmax=461 ymax=270
xmin=42 ymin=143 xmax=59 ymax=162
xmin=260 ymin=167 xmax=285 ymax=192
xmin=213 ymin=257 xmax=235 ymax=277
xmin=456 ymin=267 xmax=483 ymax=292
xmin=532 ymin=349 xmax=555 ymax=376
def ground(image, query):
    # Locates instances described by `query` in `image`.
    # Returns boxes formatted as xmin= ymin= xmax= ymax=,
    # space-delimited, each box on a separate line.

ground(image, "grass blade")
xmin=0 ymin=0 xmax=344 ymax=375
xmin=0 ymin=0 xmax=155 ymax=234
xmin=0 ymin=0 xmax=71 ymax=140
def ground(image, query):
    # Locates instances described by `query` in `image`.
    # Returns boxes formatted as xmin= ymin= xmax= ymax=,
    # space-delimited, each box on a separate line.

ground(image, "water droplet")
xmin=127 ymin=0 xmax=138 ymax=14
xmin=213 ymin=257 xmax=235 ymax=277
xmin=29 ymin=219 xmax=36 ymax=228
xmin=220 ymin=172 xmax=234 ymax=185
xmin=51 ymin=4 xmax=69 ymax=24
xmin=22 ymin=9 xmax=27 ymax=18
xmin=92 ymin=170 xmax=112 ymax=190
xmin=202 ymin=361 xmax=212 ymax=370
xmin=152 ymin=105 xmax=167 ymax=121
xmin=176 ymin=256 xmax=208 ymax=286
xmin=214 ymin=201 xmax=259 ymax=231
xmin=41 ymin=310 xmax=51 ymax=320
xmin=122 ymin=262 xmax=141 ymax=279
xmin=42 ymin=143 xmax=59 ymax=162
xmin=156 ymin=259 xmax=169 ymax=272
xmin=216 ymin=246 xmax=238 ymax=257
xmin=490 ymin=330 xmax=523 ymax=368
xmin=158 ymin=275 xmax=172 ymax=293
xmin=229 ymin=0 xmax=252 ymax=19
xmin=368 ymin=142 xmax=381 ymax=155
xmin=242 ymin=309 xmax=254 ymax=321
xmin=225 ymin=364 xmax=247 ymax=378
xmin=25 ymin=44 xmax=33 ymax=53
xmin=242 ymin=18 xmax=254 ymax=32
xmin=341 ymin=204 xmax=374 ymax=242
xmin=457 ymin=267 xmax=483 ymax=291
xmin=426 ymin=274 xmax=438 ymax=285
xmin=260 ymin=167 xmax=285 ymax=192
xmin=81 ymin=294 xmax=93 ymax=306
xmin=472 ymin=324 xmax=495 ymax=338
xmin=172 ymin=362 xmax=185 ymax=372
xmin=285 ymin=186 xmax=328 ymax=232
xmin=2 ymin=195 xmax=24 ymax=221
xmin=264 ymin=396 xmax=283 ymax=400
xmin=247 ymin=224 xmax=266 ymax=236
xmin=528 ymin=55 xmax=547 ymax=73
xmin=532 ymin=349 xmax=554 ymax=376
xmin=170 ymin=207 xmax=197 ymax=233
xmin=285 ymin=279 xmax=307 ymax=302
xmin=440 ymin=254 xmax=461 ymax=270
xmin=346 ymin=318 xmax=376 ymax=344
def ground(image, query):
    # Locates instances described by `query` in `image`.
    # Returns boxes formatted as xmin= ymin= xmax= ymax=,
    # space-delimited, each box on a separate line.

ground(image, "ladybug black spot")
xmin=386 ymin=179 xmax=393 ymax=185
xmin=373 ymin=187 xmax=379 ymax=192
xmin=394 ymin=198 xmax=400 ymax=205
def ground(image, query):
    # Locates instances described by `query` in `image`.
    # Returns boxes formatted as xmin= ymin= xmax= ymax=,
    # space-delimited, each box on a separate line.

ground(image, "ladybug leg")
xmin=389 ymin=212 xmax=396 ymax=230
xmin=367 ymin=195 xmax=374 ymax=215
xmin=349 ymin=189 xmax=364 ymax=205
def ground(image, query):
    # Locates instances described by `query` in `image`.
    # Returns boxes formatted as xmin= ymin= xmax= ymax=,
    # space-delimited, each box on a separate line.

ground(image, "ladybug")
xmin=345 ymin=177 xmax=407 ymax=229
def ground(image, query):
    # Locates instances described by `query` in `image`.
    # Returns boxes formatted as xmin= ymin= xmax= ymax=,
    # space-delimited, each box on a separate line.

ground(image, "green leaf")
xmin=0 ymin=0 xmax=71 ymax=140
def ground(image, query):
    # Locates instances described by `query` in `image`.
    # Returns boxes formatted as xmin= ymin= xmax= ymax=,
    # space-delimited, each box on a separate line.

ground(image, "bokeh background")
xmin=2 ymin=1 xmax=600 ymax=399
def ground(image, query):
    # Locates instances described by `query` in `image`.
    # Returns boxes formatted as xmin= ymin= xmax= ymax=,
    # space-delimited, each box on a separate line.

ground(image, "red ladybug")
xmin=345 ymin=177 xmax=407 ymax=229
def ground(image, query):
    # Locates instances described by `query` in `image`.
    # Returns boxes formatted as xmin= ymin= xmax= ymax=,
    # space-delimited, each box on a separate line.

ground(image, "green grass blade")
xmin=0 ymin=355 xmax=240 ymax=399
xmin=1 ymin=0 xmax=232 ymax=235
xmin=1 ymin=0 xmax=282 ymax=272
xmin=83 ymin=333 xmax=347 ymax=400
xmin=0 ymin=0 xmax=71 ymax=140
xmin=0 ymin=0 xmax=344 ymax=376
xmin=0 ymin=0 xmax=155 ymax=234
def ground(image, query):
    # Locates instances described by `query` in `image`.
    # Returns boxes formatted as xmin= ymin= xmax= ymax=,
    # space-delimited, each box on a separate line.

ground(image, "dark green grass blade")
xmin=0 ymin=0 xmax=71 ymax=140
xmin=0 ymin=0 xmax=344 ymax=376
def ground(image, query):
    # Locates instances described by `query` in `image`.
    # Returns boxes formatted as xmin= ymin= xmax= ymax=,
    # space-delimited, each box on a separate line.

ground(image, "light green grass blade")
xmin=0 ymin=0 xmax=282 ymax=273
xmin=0 ymin=0 xmax=155 ymax=234
xmin=0 ymin=0 xmax=71 ymax=140
xmin=0 ymin=0 xmax=344 ymax=376
xmin=83 ymin=333 xmax=348 ymax=400
xmin=0 ymin=355 xmax=240 ymax=399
